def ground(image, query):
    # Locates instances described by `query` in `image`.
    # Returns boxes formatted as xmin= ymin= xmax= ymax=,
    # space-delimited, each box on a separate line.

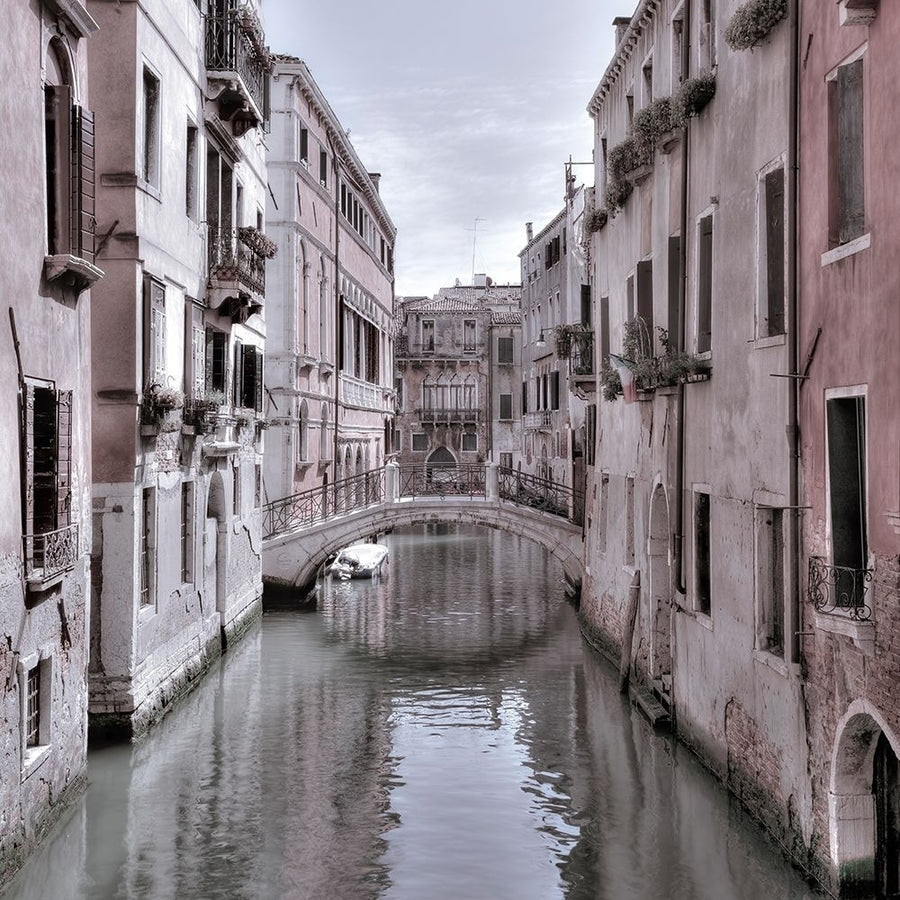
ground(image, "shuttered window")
xmin=205 ymin=328 xmax=227 ymax=394
xmin=499 ymin=393 xmax=512 ymax=421
xmin=235 ymin=343 xmax=265 ymax=410
xmin=143 ymin=276 xmax=166 ymax=386
xmin=697 ymin=215 xmax=713 ymax=353
xmin=550 ymin=371 xmax=560 ymax=411
xmin=833 ymin=58 xmax=865 ymax=244
xmin=764 ymin=168 xmax=785 ymax=336
xmin=827 ymin=395 xmax=867 ymax=569
xmin=497 ymin=337 xmax=513 ymax=364
xmin=636 ymin=259 xmax=654 ymax=352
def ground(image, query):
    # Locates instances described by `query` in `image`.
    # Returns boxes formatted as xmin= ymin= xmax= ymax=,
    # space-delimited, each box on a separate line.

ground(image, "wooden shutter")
xmin=667 ymin=236 xmax=681 ymax=346
xmin=254 ymin=348 xmax=265 ymax=410
xmin=240 ymin=344 xmax=256 ymax=409
xmin=626 ymin=273 xmax=635 ymax=322
xmin=71 ymin=106 xmax=96 ymax=262
xmin=56 ymin=390 xmax=72 ymax=527
xmin=22 ymin=383 xmax=35 ymax=534
xmin=233 ymin=339 xmax=244 ymax=406
xmin=765 ymin=169 xmax=785 ymax=335
xmin=143 ymin=276 xmax=166 ymax=385
xmin=698 ymin=216 xmax=713 ymax=353
xmin=599 ymin=296 xmax=610 ymax=363
xmin=580 ymin=285 xmax=591 ymax=326
xmin=636 ymin=259 xmax=654 ymax=352
xmin=838 ymin=59 xmax=865 ymax=243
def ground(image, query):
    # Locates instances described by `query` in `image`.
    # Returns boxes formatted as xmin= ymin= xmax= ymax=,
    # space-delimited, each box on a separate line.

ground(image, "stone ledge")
xmin=814 ymin=609 xmax=875 ymax=655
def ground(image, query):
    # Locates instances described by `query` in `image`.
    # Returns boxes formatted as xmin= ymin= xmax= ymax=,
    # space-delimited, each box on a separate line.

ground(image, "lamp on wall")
xmin=535 ymin=329 xmax=552 ymax=348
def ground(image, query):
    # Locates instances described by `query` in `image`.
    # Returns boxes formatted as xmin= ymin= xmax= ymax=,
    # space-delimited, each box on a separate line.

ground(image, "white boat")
xmin=330 ymin=543 xmax=389 ymax=580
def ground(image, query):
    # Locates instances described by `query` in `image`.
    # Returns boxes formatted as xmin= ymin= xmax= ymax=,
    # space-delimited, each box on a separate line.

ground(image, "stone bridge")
xmin=261 ymin=464 xmax=586 ymax=599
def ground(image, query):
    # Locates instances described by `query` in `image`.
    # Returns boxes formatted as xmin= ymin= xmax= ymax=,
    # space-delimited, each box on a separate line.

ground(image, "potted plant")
xmin=585 ymin=206 xmax=609 ymax=234
xmin=237 ymin=226 xmax=278 ymax=259
xmin=672 ymin=71 xmax=717 ymax=126
xmin=141 ymin=383 xmax=184 ymax=434
xmin=724 ymin=0 xmax=787 ymax=51
xmin=632 ymin=96 xmax=676 ymax=159
xmin=183 ymin=390 xmax=226 ymax=435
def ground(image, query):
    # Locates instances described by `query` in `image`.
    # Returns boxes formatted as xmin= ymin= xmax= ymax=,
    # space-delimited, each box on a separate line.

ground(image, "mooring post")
xmin=385 ymin=460 xmax=400 ymax=502
xmin=486 ymin=462 xmax=499 ymax=501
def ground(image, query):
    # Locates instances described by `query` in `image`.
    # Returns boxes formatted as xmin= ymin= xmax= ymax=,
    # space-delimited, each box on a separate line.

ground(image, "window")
xmin=642 ymin=57 xmax=654 ymax=105
xmin=298 ymin=401 xmax=309 ymax=462
xmin=141 ymin=67 xmax=161 ymax=188
xmin=637 ymin=259 xmax=654 ymax=350
xmin=319 ymin=147 xmax=328 ymax=187
xmin=756 ymin=507 xmax=785 ymax=656
xmin=598 ymin=473 xmax=610 ymax=552
xmin=233 ymin=464 xmax=241 ymax=517
xmin=826 ymin=394 xmax=867 ymax=570
xmin=586 ymin=404 xmax=596 ymax=466
xmin=464 ymin=319 xmax=476 ymax=352
xmin=234 ymin=342 xmax=264 ymax=410
xmin=44 ymin=44 xmax=96 ymax=264
xmin=625 ymin=477 xmax=635 ymax=565
xmin=550 ymin=371 xmax=560 ymax=410
xmin=829 ymin=56 xmax=865 ymax=245
xmin=671 ymin=6 xmax=685 ymax=89
xmin=497 ymin=337 xmax=514 ymax=364
xmin=626 ymin=273 xmax=635 ymax=322
xmin=694 ymin=490 xmax=711 ymax=615
xmin=205 ymin=328 xmax=227 ymax=394
xmin=299 ymin=123 xmax=309 ymax=164
xmin=697 ymin=215 xmax=713 ymax=353
xmin=499 ymin=393 xmax=513 ymax=421
xmin=143 ymin=275 xmax=166 ymax=386
xmin=758 ymin=166 xmax=786 ymax=337
xmin=393 ymin=429 xmax=401 ymax=452
xmin=255 ymin=464 xmax=262 ymax=508
xmin=521 ymin=380 xmax=528 ymax=415
xmin=699 ymin=0 xmax=716 ymax=70
xmin=185 ymin=303 xmax=205 ymax=398
xmin=580 ymin=285 xmax=592 ymax=326
xmin=180 ymin=481 xmax=193 ymax=583
xmin=599 ymin=296 xmax=610 ymax=364
xmin=21 ymin=381 xmax=73 ymax=583
xmin=185 ymin=123 xmax=199 ymax=219
xmin=412 ymin=433 xmax=428 ymax=452
xmin=499 ymin=452 xmax=512 ymax=469
xmin=139 ymin=487 xmax=156 ymax=607
xmin=25 ymin=665 xmax=42 ymax=748
xmin=422 ymin=320 xmax=434 ymax=353
xmin=667 ymin=235 xmax=681 ymax=341
xmin=462 ymin=433 xmax=477 ymax=452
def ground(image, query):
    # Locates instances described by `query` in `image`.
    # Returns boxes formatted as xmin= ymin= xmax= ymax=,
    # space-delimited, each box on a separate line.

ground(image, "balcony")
xmin=523 ymin=410 xmax=553 ymax=430
xmin=205 ymin=7 xmax=270 ymax=134
xmin=808 ymin=556 xmax=874 ymax=621
xmin=564 ymin=329 xmax=595 ymax=399
xmin=416 ymin=407 xmax=480 ymax=425
xmin=24 ymin=524 xmax=79 ymax=593
xmin=207 ymin=227 xmax=269 ymax=319
xmin=340 ymin=374 xmax=386 ymax=412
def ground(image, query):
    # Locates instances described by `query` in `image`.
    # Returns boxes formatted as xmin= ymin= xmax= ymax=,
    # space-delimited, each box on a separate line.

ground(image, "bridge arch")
xmin=263 ymin=498 xmax=585 ymax=599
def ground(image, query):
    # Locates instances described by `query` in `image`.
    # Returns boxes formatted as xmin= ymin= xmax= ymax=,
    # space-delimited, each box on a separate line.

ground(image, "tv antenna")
xmin=466 ymin=217 xmax=485 ymax=283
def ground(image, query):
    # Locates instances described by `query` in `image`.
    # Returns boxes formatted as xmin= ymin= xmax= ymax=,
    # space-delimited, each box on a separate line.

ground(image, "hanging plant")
xmin=607 ymin=137 xmax=649 ymax=184
xmin=238 ymin=226 xmax=278 ymax=259
xmin=672 ymin=71 xmax=717 ymax=126
xmin=600 ymin=359 xmax=623 ymax=401
xmin=632 ymin=96 xmax=675 ymax=158
xmin=604 ymin=179 xmax=633 ymax=217
xmin=724 ymin=0 xmax=787 ymax=51
xmin=585 ymin=207 xmax=608 ymax=233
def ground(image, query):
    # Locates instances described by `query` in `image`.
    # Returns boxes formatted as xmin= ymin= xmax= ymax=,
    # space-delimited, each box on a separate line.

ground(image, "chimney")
xmin=613 ymin=16 xmax=631 ymax=47
xmin=474 ymin=273 xmax=487 ymax=288
xmin=526 ymin=222 xmax=533 ymax=243
xmin=368 ymin=172 xmax=381 ymax=193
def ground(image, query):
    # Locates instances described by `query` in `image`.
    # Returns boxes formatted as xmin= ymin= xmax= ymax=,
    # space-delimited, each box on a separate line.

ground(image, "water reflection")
xmin=4 ymin=525 xmax=821 ymax=900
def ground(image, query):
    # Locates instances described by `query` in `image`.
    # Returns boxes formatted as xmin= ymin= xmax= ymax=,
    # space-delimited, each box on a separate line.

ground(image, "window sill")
xmin=139 ymin=602 xmax=157 ymax=620
xmin=821 ymin=233 xmax=870 ymax=267
xmin=887 ymin=510 xmax=900 ymax=536
xmin=25 ymin=570 xmax=68 ymax=597
xmin=754 ymin=333 xmax=786 ymax=350
xmin=44 ymin=254 xmax=104 ymax=293
xmin=22 ymin=744 xmax=51 ymax=781
xmin=814 ymin=609 xmax=874 ymax=655
xmin=137 ymin=178 xmax=162 ymax=202
xmin=752 ymin=648 xmax=789 ymax=677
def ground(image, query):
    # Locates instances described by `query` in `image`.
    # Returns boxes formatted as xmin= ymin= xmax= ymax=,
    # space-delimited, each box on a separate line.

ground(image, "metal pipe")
xmin=329 ymin=134 xmax=341 ymax=475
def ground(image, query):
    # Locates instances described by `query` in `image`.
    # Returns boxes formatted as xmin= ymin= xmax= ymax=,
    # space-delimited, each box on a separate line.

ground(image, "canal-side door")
xmin=874 ymin=732 xmax=900 ymax=898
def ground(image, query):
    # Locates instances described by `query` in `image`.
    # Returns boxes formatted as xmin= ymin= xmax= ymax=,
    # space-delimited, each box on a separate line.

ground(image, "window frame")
xmin=140 ymin=64 xmax=161 ymax=190
xmin=693 ymin=487 xmax=712 ymax=616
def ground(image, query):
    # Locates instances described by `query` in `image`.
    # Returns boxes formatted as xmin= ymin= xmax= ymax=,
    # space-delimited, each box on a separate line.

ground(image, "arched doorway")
xmin=205 ymin=471 xmax=227 ymax=614
xmin=648 ymin=483 xmax=672 ymax=710
xmin=426 ymin=446 xmax=456 ymax=483
xmin=831 ymin=703 xmax=900 ymax=897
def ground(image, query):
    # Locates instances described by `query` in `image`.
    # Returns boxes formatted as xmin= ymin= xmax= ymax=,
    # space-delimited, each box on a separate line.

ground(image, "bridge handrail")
xmin=497 ymin=466 xmax=585 ymax=526
xmin=263 ymin=468 xmax=385 ymax=539
xmin=397 ymin=464 xmax=486 ymax=498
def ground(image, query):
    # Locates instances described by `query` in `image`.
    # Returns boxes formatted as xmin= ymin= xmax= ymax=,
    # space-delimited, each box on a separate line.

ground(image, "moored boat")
xmin=330 ymin=543 xmax=389 ymax=580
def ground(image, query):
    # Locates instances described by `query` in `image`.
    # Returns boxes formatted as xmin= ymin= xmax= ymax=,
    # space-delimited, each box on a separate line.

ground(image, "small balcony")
xmin=808 ymin=556 xmax=874 ymax=621
xmin=523 ymin=410 xmax=553 ymax=430
xmin=207 ymin=227 xmax=270 ymax=319
xmin=205 ymin=7 xmax=270 ymax=134
xmin=565 ymin=329 xmax=596 ymax=399
xmin=417 ymin=407 xmax=480 ymax=425
xmin=24 ymin=523 xmax=79 ymax=593
xmin=340 ymin=374 xmax=387 ymax=412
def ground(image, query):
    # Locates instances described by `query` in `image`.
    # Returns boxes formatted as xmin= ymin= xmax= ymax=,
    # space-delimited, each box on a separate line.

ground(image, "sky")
xmin=262 ymin=1 xmax=618 ymax=297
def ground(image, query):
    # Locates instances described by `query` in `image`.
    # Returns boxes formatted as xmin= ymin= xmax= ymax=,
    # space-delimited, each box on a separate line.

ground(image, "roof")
xmin=492 ymin=312 xmax=522 ymax=325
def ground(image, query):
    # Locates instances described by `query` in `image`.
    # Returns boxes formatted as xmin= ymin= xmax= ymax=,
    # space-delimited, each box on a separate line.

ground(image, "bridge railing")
xmin=263 ymin=468 xmax=385 ymax=539
xmin=497 ymin=466 xmax=585 ymax=526
xmin=397 ymin=464 xmax=486 ymax=499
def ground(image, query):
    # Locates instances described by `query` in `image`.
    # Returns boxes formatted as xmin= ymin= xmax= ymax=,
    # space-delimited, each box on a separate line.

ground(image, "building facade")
xmin=87 ymin=0 xmax=271 ymax=738
xmin=0 ymin=0 xmax=101 ymax=880
xmin=583 ymin=0 xmax=812 ymax=872
xmin=394 ymin=280 xmax=521 ymax=472
xmin=797 ymin=1 xmax=900 ymax=895
xmin=265 ymin=56 xmax=397 ymax=507
xmin=519 ymin=184 xmax=593 ymax=488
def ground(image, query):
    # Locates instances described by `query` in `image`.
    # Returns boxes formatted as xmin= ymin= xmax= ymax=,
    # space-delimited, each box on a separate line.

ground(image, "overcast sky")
xmin=263 ymin=2 xmax=618 ymax=297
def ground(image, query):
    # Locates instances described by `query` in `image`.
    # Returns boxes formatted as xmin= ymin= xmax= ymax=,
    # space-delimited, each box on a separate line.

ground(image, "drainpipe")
xmin=674 ymin=0 xmax=692 ymax=596
xmin=787 ymin=0 xmax=801 ymax=666
xmin=329 ymin=133 xmax=341 ymax=475
xmin=487 ymin=317 xmax=494 ymax=460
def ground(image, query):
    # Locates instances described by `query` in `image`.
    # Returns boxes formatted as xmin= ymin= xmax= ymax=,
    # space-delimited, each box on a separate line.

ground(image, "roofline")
xmin=518 ymin=206 xmax=567 ymax=258
xmin=272 ymin=58 xmax=397 ymax=240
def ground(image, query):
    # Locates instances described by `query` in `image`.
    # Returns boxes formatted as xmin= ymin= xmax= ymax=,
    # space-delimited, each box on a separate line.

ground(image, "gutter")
xmin=330 ymin=135 xmax=341 ymax=473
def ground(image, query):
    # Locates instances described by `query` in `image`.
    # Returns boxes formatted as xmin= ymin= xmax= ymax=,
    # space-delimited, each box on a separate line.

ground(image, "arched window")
xmin=319 ymin=403 xmax=330 ymax=459
xmin=298 ymin=400 xmax=309 ymax=462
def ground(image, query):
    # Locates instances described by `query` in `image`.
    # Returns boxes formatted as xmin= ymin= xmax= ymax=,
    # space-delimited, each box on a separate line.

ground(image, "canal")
xmin=4 ymin=524 xmax=821 ymax=900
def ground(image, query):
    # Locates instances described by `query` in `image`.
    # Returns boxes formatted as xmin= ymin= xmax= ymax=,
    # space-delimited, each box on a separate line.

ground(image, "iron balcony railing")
xmin=208 ymin=227 xmax=266 ymax=296
xmin=397 ymin=464 xmax=486 ymax=498
xmin=568 ymin=330 xmax=594 ymax=376
xmin=263 ymin=469 xmax=384 ymax=539
xmin=416 ymin=407 xmax=480 ymax=424
xmin=498 ymin=466 xmax=584 ymax=525
xmin=808 ymin=556 xmax=874 ymax=621
xmin=24 ymin=523 xmax=79 ymax=583
xmin=205 ymin=12 xmax=268 ymax=120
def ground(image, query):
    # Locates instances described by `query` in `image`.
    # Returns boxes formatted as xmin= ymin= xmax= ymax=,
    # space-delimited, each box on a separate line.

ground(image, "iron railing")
xmin=208 ymin=227 xmax=266 ymax=296
xmin=397 ymin=465 xmax=486 ymax=498
xmin=205 ymin=12 xmax=267 ymax=118
xmin=263 ymin=469 xmax=384 ymax=539
xmin=416 ymin=408 xmax=480 ymax=424
xmin=498 ymin=467 xmax=584 ymax=525
xmin=523 ymin=411 xmax=552 ymax=429
xmin=24 ymin=523 xmax=79 ymax=582
xmin=808 ymin=556 xmax=874 ymax=621
xmin=568 ymin=330 xmax=594 ymax=376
